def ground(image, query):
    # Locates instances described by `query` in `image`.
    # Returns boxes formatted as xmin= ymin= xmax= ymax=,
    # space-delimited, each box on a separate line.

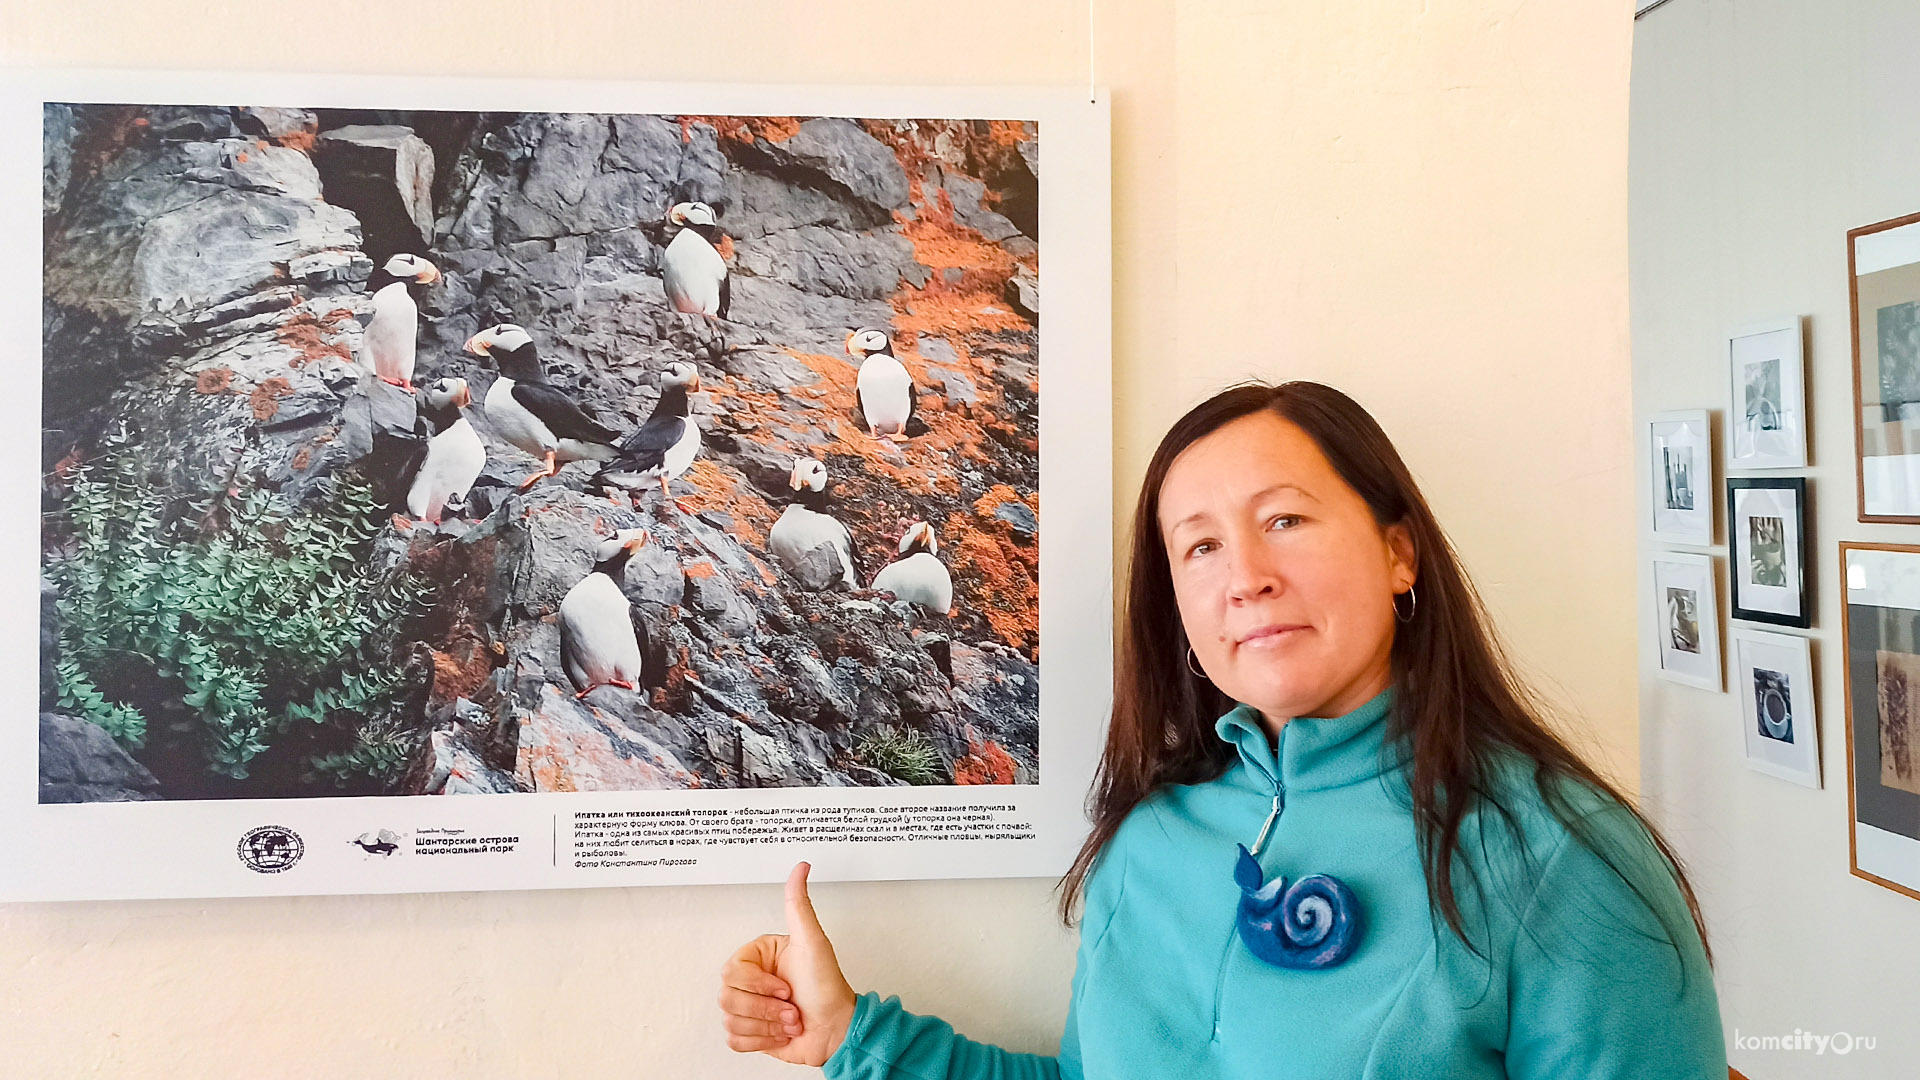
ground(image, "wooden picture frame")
xmin=1839 ymin=541 xmax=1920 ymax=904
xmin=1849 ymin=211 xmax=1920 ymax=522
xmin=1726 ymin=477 xmax=1811 ymax=628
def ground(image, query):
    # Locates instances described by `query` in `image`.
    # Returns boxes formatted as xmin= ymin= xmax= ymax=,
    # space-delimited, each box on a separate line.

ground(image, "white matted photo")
xmin=1733 ymin=628 xmax=1820 ymax=788
xmin=1 ymin=68 xmax=1113 ymax=902
xmin=1648 ymin=409 xmax=1713 ymax=545
xmin=1727 ymin=476 xmax=1810 ymax=628
xmin=1652 ymin=552 xmax=1722 ymax=691
xmin=1727 ymin=316 xmax=1806 ymax=470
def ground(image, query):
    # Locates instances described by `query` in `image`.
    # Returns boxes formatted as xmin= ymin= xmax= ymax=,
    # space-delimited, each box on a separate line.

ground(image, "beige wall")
xmin=0 ymin=1 xmax=1634 ymax=1074
xmin=1634 ymin=1 xmax=1920 ymax=1076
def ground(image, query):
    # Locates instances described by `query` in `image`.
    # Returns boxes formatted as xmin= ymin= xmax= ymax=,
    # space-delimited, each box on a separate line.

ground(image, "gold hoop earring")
xmin=1393 ymin=585 xmax=1417 ymax=623
xmin=1187 ymin=647 xmax=1208 ymax=680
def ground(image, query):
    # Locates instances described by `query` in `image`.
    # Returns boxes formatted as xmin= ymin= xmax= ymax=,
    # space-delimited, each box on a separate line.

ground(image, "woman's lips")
xmin=1237 ymin=624 xmax=1309 ymax=647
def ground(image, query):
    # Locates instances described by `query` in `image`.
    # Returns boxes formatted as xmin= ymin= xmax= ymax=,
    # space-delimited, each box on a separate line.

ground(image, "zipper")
xmin=1209 ymin=722 xmax=1288 ymax=1041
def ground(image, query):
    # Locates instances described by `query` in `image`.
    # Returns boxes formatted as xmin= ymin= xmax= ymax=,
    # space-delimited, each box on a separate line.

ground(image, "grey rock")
xmin=1008 ymin=262 xmax=1039 ymax=321
xmin=43 ymin=103 xmax=74 ymax=220
xmin=233 ymin=106 xmax=318 ymax=141
xmin=38 ymin=712 xmax=161 ymax=803
xmin=755 ymin=118 xmax=909 ymax=211
xmin=314 ymin=124 xmax=437 ymax=251
xmin=993 ymin=500 xmax=1037 ymax=536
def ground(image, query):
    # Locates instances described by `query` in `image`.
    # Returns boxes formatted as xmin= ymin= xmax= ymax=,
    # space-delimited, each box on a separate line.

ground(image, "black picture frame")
xmin=1726 ymin=476 xmax=1811 ymax=628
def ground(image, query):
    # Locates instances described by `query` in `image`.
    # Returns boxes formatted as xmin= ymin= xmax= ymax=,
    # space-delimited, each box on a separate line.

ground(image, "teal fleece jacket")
xmin=821 ymin=689 xmax=1726 ymax=1079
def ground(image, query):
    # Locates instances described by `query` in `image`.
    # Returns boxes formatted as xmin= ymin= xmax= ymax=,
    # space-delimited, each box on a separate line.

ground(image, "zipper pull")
xmin=1250 ymin=792 xmax=1282 ymax=856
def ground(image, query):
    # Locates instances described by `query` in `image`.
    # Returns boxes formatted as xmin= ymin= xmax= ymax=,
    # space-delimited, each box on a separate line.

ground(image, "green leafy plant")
xmin=48 ymin=430 xmax=425 ymax=783
xmin=855 ymin=725 xmax=943 ymax=786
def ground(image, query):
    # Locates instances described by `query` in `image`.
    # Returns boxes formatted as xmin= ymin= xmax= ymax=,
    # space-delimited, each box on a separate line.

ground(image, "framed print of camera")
xmin=1850 ymin=211 xmax=1920 ymax=522
xmin=1652 ymin=553 xmax=1722 ymax=691
xmin=1726 ymin=477 xmax=1810 ymax=628
xmin=1839 ymin=542 xmax=1920 ymax=902
xmin=1732 ymin=628 xmax=1820 ymax=788
xmin=1649 ymin=410 xmax=1713 ymax=546
xmin=1727 ymin=316 xmax=1807 ymax=470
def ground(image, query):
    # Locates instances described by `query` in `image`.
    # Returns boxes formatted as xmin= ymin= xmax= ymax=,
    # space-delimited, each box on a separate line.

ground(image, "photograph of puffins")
xmin=39 ymin=103 xmax=1040 ymax=801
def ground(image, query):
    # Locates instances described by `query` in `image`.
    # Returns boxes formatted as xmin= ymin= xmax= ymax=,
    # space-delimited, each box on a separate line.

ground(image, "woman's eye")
xmin=1267 ymin=515 xmax=1301 ymax=531
xmin=1189 ymin=540 xmax=1217 ymax=558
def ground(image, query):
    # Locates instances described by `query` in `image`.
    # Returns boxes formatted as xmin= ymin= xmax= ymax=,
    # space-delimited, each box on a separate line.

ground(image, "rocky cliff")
xmin=40 ymin=102 xmax=1041 ymax=799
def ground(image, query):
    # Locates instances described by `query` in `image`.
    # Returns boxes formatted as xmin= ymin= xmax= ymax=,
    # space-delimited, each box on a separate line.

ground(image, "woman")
xmin=718 ymin=382 xmax=1726 ymax=1078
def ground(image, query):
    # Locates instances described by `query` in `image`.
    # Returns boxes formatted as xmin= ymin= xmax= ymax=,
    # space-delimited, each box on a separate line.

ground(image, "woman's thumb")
xmin=785 ymin=861 xmax=830 ymax=946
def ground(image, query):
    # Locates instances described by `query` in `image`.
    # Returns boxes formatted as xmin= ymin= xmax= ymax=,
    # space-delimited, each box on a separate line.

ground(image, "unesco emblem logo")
xmin=237 ymin=825 xmax=305 ymax=874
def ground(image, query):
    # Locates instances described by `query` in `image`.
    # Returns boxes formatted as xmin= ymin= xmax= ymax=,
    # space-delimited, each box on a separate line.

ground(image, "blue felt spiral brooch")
xmin=1232 ymin=843 xmax=1363 ymax=970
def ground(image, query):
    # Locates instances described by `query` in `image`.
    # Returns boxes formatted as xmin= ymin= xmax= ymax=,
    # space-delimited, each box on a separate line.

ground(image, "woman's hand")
xmin=718 ymin=861 xmax=859 ymax=1065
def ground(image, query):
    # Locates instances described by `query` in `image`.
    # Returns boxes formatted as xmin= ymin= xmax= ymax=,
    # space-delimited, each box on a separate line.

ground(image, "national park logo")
xmin=237 ymin=825 xmax=305 ymax=873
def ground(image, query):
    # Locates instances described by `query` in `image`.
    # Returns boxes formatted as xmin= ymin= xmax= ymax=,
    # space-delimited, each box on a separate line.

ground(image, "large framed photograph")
xmin=1727 ymin=477 xmax=1811 ymax=628
xmin=1840 ymin=542 xmax=1920 ymax=902
xmin=2 ymin=69 xmax=1112 ymax=901
xmin=1727 ymin=316 xmax=1807 ymax=470
xmin=1648 ymin=410 xmax=1713 ymax=546
xmin=1652 ymin=552 xmax=1722 ymax=691
xmin=1732 ymin=628 xmax=1820 ymax=788
xmin=1850 ymin=211 xmax=1920 ymax=521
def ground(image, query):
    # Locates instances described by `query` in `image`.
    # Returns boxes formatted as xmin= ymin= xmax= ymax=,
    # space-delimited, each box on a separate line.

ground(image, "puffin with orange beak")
xmin=871 ymin=521 xmax=953 ymax=614
xmin=848 ymin=327 xmax=914 ymax=442
xmin=405 ymin=376 xmax=486 ymax=525
xmin=559 ymin=528 xmax=655 ymax=699
xmin=360 ymin=253 xmax=439 ymax=391
xmin=766 ymin=456 xmax=858 ymax=591
xmin=464 ymin=323 xmax=623 ymax=488
xmin=662 ymin=201 xmax=730 ymax=319
xmin=593 ymin=361 xmax=704 ymax=513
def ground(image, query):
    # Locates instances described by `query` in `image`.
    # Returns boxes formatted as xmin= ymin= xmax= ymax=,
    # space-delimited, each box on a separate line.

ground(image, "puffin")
xmin=464 ymin=323 xmax=623 ymax=488
xmin=404 ymin=376 xmax=486 ymax=525
xmin=361 ymin=253 xmax=439 ymax=390
xmin=766 ymin=456 xmax=858 ymax=591
xmin=559 ymin=528 xmax=654 ymax=699
xmin=594 ymin=362 xmax=703 ymax=513
xmin=847 ymin=327 xmax=915 ymax=442
xmin=662 ymin=201 xmax=730 ymax=319
xmin=871 ymin=521 xmax=953 ymax=613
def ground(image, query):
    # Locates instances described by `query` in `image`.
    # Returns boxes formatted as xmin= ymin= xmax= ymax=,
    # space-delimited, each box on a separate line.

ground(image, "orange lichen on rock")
xmin=675 ymin=457 xmax=775 ymax=549
xmin=195 ymin=367 xmax=234 ymax=394
xmin=431 ymin=645 xmax=492 ymax=702
xmin=276 ymin=312 xmax=353 ymax=368
xmin=276 ymin=130 xmax=316 ymax=153
xmin=944 ymin=506 xmax=1038 ymax=654
xmin=952 ymin=725 xmax=1019 ymax=785
xmin=678 ymin=115 xmax=802 ymax=145
xmin=249 ymin=377 xmax=291 ymax=421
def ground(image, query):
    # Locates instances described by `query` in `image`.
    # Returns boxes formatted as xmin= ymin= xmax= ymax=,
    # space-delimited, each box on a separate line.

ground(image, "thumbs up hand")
xmin=718 ymin=861 xmax=859 ymax=1065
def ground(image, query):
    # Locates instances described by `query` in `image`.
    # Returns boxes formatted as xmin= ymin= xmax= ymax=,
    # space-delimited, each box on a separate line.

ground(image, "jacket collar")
xmin=1212 ymin=687 xmax=1402 ymax=793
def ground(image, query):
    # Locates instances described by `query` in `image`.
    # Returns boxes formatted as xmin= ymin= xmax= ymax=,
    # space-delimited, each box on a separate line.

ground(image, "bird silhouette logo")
xmin=349 ymin=829 xmax=406 ymax=858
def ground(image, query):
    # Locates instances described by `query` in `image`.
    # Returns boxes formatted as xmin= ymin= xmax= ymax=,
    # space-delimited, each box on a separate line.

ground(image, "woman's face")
xmin=1158 ymin=411 xmax=1416 ymax=724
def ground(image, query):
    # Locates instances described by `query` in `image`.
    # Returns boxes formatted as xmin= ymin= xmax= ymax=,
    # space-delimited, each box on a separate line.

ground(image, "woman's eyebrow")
xmin=1166 ymin=483 xmax=1319 ymax=532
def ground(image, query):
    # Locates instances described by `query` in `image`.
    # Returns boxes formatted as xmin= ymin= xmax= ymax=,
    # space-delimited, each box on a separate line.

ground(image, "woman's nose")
xmin=1225 ymin=540 xmax=1283 ymax=601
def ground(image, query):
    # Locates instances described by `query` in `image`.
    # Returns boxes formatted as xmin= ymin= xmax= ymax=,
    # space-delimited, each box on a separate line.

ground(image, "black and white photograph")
xmin=1726 ymin=316 xmax=1806 ymax=470
xmin=1648 ymin=410 xmax=1712 ymax=545
xmin=1727 ymin=476 xmax=1809 ymax=628
xmin=1652 ymin=552 xmax=1721 ymax=691
xmin=1733 ymin=628 xmax=1818 ymax=788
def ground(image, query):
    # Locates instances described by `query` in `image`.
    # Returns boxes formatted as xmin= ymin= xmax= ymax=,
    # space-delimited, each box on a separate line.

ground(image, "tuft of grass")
xmin=855 ymin=725 xmax=943 ymax=785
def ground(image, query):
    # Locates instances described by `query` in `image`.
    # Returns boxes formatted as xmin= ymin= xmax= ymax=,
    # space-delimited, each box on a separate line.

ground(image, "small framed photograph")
xmin=1727 ymin=317 xmax=1807 ymax=470
xmin=1727 ymin=477 xmax=1811 ymax=628
xmin=1840 ymin=542 xmax=1920 ymax=902
xmin=1733 ymin=629 xmax=1820 ymax=788
xmin=1850 ymin=212 xmax=1920 ymax=521
xmin=1648 ymin=410 xmax=1713 ymax=546
xmin=1652 ymin=552 xmax=1722 ymax=691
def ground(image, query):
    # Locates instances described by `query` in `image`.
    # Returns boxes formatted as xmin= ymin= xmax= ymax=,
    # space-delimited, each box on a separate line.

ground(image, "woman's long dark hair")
xmin=1057 ymin=381 xmax=1710 ymax=964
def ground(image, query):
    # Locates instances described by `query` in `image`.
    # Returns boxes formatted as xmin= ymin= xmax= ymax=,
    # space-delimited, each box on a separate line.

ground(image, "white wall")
xmin=1633 ymin=1 xmax=1920 ymax=1077
xmin=0 ymin=1 xmax=1637 ymax=1075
